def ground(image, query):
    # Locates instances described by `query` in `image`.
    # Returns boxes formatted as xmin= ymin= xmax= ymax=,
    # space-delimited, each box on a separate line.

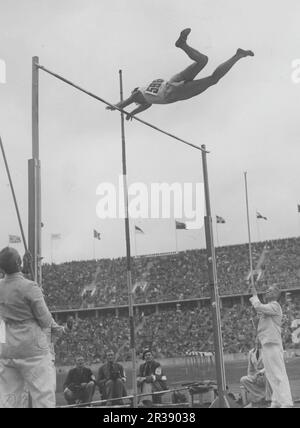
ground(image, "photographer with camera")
xmin=97 ymin=350 xmax=127 ymax=406
xmin=240 ymin=337 xmax=272 ymax=407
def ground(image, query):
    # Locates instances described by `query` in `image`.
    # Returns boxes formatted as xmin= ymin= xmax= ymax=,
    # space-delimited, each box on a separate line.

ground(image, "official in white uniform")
xmin=0 ymin=247 xmax=66 ymax=408
xmin=250 ymin=285 xmax=293 ymax=408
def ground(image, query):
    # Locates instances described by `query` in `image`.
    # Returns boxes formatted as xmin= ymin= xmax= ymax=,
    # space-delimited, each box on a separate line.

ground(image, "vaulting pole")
xmin=0 ymin=137 xmax=34 ymax=279
xmin=29 ymin=56 xmax=42 ymax=284
xmin=201 ymin=145 xmax=229 ymax=408
xmin=119 ymin=69 xmax=138 ymax=408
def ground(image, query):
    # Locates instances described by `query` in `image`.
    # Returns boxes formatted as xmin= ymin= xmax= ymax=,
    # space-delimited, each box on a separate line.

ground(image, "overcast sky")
xmin=0 ymin=0 xmax=299 ymax=262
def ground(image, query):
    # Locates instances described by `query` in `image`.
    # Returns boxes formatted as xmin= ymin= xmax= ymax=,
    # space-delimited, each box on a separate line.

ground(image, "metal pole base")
xmin=209 ymin=393 xmax=240 ymax=408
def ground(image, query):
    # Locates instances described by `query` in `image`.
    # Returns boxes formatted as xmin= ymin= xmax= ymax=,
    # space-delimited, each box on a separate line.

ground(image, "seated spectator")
xmin=137 ymin=349 xmax=167 ymax=405
xmin=63 ymin=355 xmax=96 ymax=405
xmin=97 ymin=350 xmax=127 ymax=405
xmin=240 ymin=338 xmax=272 ymax=407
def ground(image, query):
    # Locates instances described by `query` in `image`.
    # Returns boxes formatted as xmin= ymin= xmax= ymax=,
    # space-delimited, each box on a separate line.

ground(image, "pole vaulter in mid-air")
xmin=107 ymin=28 xmax=254 ymax=121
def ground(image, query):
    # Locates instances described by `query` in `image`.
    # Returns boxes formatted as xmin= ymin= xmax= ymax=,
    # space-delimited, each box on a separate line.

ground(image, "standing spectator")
xmin=240 ymin=338 xmax=272 ymax=407
xmin=137 ymin=349 xmax=167 ymax=405
xmin=250 ymin=285 xmax=293 ymax=408
xmin=97 ymin=350 xmax=127 ymax=405
xmin=0 ymin=247 xmax=58 ymax=408
xmin=63 ymin=355 xmax=96 ymax=405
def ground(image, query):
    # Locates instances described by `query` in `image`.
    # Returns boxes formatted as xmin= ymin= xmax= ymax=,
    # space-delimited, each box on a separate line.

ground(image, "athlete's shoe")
xmin=175 ymin=28 xmax=191 ymax=47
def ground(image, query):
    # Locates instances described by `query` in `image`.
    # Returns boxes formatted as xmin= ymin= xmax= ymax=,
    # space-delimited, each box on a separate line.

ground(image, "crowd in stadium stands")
xmin=55 ymin=314 xmax=132 ymax=366
xmin=42 ymin=260 xmax=98 ymax=310
xmin=43 ymin=237 xmax=300 ymax=310
xmin=54 ymin=296 xmax=300 ymax=365
xmin=263 ymin=238 xmax=300 ymax=288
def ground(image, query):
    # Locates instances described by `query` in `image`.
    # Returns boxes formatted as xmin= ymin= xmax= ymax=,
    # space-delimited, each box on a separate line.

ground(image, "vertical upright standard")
xmin=119 ymin=70 xmax=138 ymax=407
xmin=201 ymin=145 xmax=229 ymax=408
xmin=29 ymin=56 xmax=42 ymax=284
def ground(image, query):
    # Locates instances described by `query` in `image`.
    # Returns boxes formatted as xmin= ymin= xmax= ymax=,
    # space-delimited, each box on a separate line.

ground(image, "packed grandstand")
xmin=39 ymin=237 xmax=300 ymax=366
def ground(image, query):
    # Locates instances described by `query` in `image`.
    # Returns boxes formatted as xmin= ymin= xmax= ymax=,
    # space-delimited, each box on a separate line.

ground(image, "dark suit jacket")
xmin=138 ymin=360 xmax=161 ymax=378
xmin=64 ymin=367 xmax=94 ymax=391
xmin=97 ymin=362 xmax=126 ymax=386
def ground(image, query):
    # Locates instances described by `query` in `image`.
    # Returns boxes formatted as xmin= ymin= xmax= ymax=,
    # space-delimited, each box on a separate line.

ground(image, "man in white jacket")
xmin=0 ymin=247 xmax=71 ymax=408
xmin=250 ymin=285 xmax=293 ymax=408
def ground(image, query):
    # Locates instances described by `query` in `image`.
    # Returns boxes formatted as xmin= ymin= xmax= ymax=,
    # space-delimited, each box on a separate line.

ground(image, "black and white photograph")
xmin=0 ymin=0 xmax=300 ymax=412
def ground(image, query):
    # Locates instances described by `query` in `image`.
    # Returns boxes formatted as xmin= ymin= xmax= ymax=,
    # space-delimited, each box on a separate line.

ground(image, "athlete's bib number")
xmin=145 ymin=79 xmax=164 ymax=95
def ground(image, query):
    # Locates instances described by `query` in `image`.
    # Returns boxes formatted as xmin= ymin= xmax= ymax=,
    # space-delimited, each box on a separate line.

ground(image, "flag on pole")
xmin=256 ymin=212 xmax=267 ymax=220
xmin=297 ymin=204 xmax=300 ymax=213
xmin=216 ymin=215 xmax=226 ymax=224
xmin=9 ymin=235 xmax=21 ymax=244
xmin=135 ymin=225 xmax=144 ymax=234
xmin=93 ymin=229 xmax=101 ymax=240
xmin=175 ymin=220 xmax=187 ymax=230
xmin=51 ymin=233 xmax=61 ymax=240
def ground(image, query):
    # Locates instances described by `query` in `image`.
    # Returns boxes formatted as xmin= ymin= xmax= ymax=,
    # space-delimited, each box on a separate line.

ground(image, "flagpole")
xmin=134 ymin=224 xmax=138 ymax=257
xmin=93 ymin=235 xmax=95 ymax=260
xmin=50 ymin=236 xmax=53 ymax=264
xmin=256 ymin=212 xmax=261 ymax=242
xmin=244 ymin=172 xmax=255 ymax=292
xmin=259 ymin=219 xmax=263 ymax=242
xmin=119 ymin=69 xmax=138 ymax=408
xmin=174 ymin=220 xmax=178 ymax=253
xmin=216 ymin=221 xmax=220 ymax=248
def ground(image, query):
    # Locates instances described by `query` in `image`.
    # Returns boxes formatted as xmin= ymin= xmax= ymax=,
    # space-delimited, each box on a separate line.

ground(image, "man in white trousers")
xmin=0 ymin=247 xmax=72 ymax=408
xmin=250 ymin=285 xmax=293 ymax=408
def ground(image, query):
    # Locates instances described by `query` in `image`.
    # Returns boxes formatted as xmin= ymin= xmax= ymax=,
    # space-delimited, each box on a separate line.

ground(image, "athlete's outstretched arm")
xmin=126 ymin=103 xmax=152 ymax=120
xmin=106 ymin=93 xmax=137 ymax=111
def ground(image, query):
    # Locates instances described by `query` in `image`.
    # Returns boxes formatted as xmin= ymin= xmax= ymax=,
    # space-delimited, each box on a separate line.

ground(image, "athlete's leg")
xmin=171 ymin=48 xmax=254 ymax=101
xmin=211 ymin=48 xmax=254 ymax=83
xmin=170 ymin=28 xmax=208 ymax=83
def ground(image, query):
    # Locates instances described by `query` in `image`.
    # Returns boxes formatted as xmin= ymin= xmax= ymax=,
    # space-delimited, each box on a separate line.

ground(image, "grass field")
xmin=55 ymin=356 xmax=300 ymax=407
